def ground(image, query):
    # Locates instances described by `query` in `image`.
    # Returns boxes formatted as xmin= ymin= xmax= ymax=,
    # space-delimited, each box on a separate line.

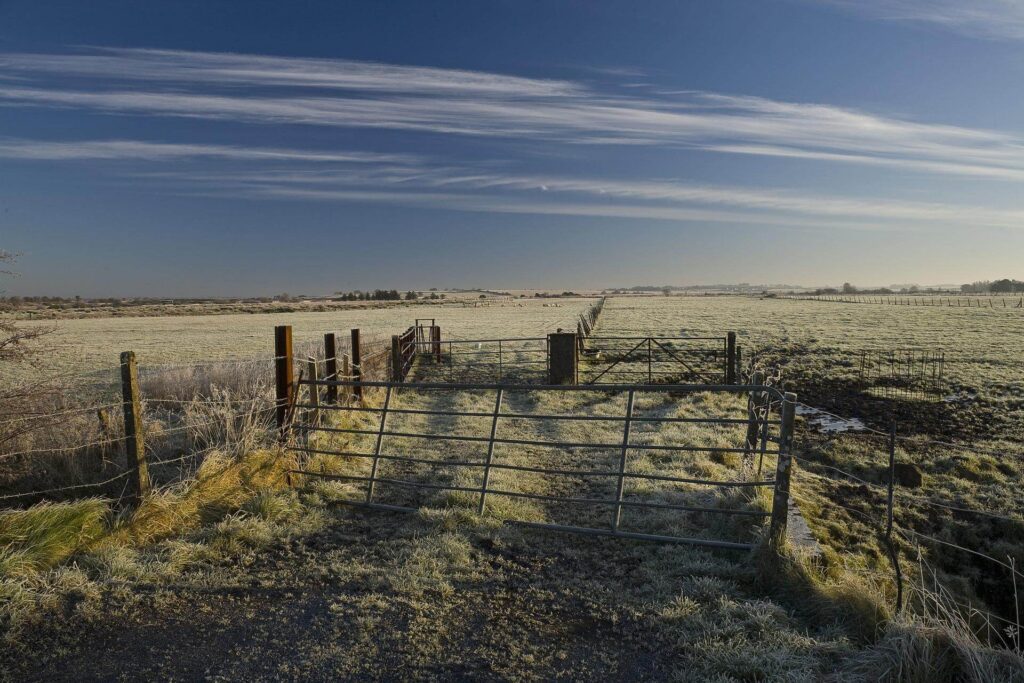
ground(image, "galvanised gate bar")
xmin=411 ymin=336 xmax=550 ymax=383
xmin=283 ymin=378 xmax=796 ymax=551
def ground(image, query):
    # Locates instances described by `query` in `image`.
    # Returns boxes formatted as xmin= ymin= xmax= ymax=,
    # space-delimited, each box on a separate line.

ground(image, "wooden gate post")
xmin=119 ymin=351 xmax=150 ymax=505
xmin=769 ymin=392 xmax=797 ymax=551
xmin=275 ymin=325 xmax=294 ymax=436
xmin=324 ymin=333 xmax=338 ymax=405
xmin=726 ymin=332 xmax=737 ymax=384
xmin=351 ymin=328 xmax=362 ymax=401
xmin=548 ymin=332 xmax=578 ymax=384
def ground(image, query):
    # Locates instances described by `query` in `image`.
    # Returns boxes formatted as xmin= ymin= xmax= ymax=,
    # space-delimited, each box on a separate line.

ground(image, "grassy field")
xmin=590 ymin=296 xmax=1024 ymax=654
xmin=6 ymin=297 xmax=594 ymax=386
xmin=3 ymin=294 xmax=1024 ymax=679
xmin=597 ymin=295 xmax=1024 ymax=436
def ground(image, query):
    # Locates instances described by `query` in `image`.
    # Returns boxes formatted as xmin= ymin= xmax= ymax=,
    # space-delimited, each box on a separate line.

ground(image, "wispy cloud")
xmin=0 ymin=48 xmax=580 ymax=97
xmin=2 ymin=49 xmax=1024 ymax=181
xmin=806 ymin=1 xmax=1024 ymax=41
xmin=134 ymin=163 xmax=1024 ymax=231
xmin=0 ymin=138 xmax=417 ymax=164
xmin=5 ymin=131 xmax=1022 ymax=231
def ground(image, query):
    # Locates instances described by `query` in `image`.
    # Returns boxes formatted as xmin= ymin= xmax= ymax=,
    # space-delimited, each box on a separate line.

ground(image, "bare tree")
xmin=0 ymin=250 xmax=48 ymax=363
xmin=1 ymin=250 xmax=58 ymax=451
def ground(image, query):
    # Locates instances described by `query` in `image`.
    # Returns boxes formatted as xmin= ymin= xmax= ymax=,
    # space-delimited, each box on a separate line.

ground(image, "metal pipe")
xmin=365 ymin=384 xmax=393 ymax=503
xmin=612 ymin=390 xmax=635 ymax=531
xmin=298 ymin=378 xmax=787 ymax=397
xmin=288 ymin=447 xmax=774 ymax=487
xmin=290 ymin=404 xmax=776 ymax=426
xmin=478 ymin=389 xmax=504 ymax=514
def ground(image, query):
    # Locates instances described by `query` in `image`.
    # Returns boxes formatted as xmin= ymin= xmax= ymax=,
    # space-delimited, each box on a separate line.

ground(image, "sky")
xmin=1 ymin=0 xmax=1024 ymax=297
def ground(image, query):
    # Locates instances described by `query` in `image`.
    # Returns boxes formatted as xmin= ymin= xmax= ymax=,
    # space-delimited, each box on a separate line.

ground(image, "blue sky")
xmin=2 ymin=0 xmax=1024 ymax=296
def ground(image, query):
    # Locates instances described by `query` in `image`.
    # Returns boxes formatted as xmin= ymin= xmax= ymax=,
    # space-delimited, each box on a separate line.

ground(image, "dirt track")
xmin=5 ymin=505 xmax=848 ymax=682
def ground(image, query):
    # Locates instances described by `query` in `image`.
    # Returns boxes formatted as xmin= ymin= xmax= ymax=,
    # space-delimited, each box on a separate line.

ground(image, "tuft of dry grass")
xmin=0 ymin=499 xmax=108 ymax=577
xmin=102 ymin=448 xmax=293 ymax=548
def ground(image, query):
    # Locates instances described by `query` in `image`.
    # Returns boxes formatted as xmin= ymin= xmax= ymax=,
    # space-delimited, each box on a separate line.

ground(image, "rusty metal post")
xmin=432 ymin=325 xmax=441 ymax=362
xmin=324 ymin=333 xmax=338 ymax=405
xmin=351 ymin=328 xmax=362 ymax=401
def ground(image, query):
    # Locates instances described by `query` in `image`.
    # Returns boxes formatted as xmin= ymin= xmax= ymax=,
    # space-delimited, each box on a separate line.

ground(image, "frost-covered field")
xmin=9 ymin=298 xmax=595 ymax=385
xmin=596 ymin=295 xmax=1024 ymax=396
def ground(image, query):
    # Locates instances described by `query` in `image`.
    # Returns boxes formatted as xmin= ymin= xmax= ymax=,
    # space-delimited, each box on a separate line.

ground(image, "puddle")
xmin=795 ymin=404 xmax=866 ymax=434
xmin=943 ymin=391 xmax=978 ymax=404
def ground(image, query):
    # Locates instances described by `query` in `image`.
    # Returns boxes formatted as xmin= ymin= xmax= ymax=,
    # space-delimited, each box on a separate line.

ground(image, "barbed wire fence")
xmin=575 ymin=296 xmax=606 ymax=350
xmin=781 ymin=293 xmax=1024 ymax=309
xmin=778 ymin=395 xmax=1024 ymax=653
xmin=0 ymin=353 xmax=292 ymax=507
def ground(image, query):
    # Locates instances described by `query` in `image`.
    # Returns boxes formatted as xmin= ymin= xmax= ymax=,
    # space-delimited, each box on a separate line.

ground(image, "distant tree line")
xmin=813 ymin=279 xmax=1024 ymax=296
xmin=960 ymin=279 xmax=1024 ymax=293
xmin=813 ymin=283 xmax=924 ymax=296
xmin=333 ymin=290 xmax=439 ymax=301
xmin=334 ymin=289 xmax=403 ymax=301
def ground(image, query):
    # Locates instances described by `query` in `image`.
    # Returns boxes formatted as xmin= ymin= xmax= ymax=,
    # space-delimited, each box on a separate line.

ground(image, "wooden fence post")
xmin=275 ymin=325 xmax=294 ymax=437
xmin=351 ymin=328 xmax=362 ymax=401
xmin=548 ymin=332 xmax=578 ymax=384
xmin=391 ymin=335 xmax=403 ymax=381
xmin=768 ymin=392 xmax=796 ymax=551
xmin=726 ymin=332 xmax=737 ymax=384
xmin=324 ymin=333 xmax=338 ymax=405
xmin=119 ymin=351 xmax=150 ymax=505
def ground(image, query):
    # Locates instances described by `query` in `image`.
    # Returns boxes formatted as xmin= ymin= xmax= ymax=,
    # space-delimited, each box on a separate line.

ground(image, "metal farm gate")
xmin=580 ymin=336 xmax=733 ymax=385
xmin=284 ymin=379 xmax=796 ymax=551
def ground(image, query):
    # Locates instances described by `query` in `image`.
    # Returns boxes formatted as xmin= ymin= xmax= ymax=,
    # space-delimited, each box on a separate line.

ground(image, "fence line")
xmin=782 ymin=294 xmax=1024 ymax=309
xmin=789 ymin=415 xmax=1023 ymax=650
